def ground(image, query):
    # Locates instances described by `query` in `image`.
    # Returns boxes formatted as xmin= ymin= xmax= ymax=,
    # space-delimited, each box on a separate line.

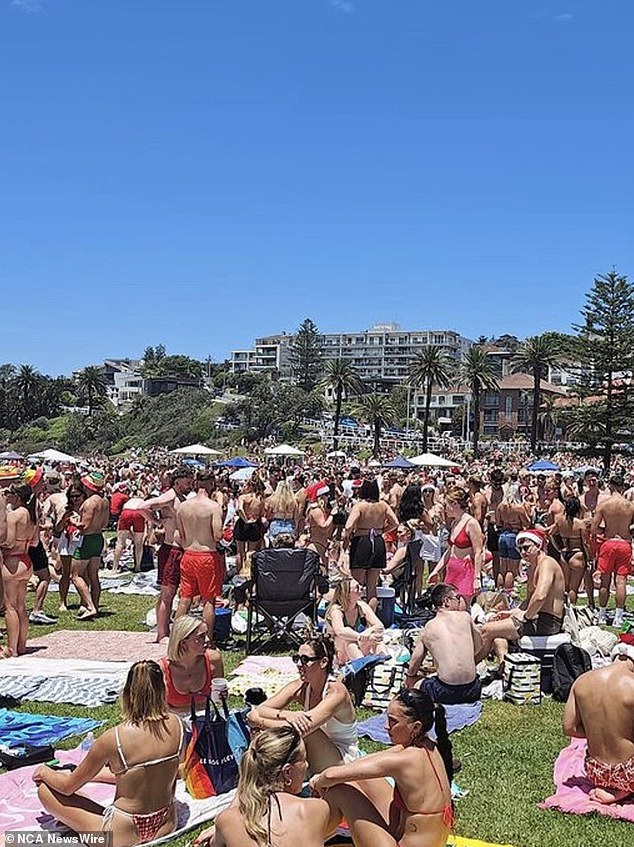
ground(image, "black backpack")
xmin=551 ymin=643 xmax=592 ymax=702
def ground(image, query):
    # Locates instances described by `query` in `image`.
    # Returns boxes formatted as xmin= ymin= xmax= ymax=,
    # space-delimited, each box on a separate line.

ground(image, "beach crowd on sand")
xmin=1 ymin=443 xmax=634 ymax=847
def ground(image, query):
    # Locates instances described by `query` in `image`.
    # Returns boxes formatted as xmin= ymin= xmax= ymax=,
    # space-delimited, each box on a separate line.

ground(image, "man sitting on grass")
xmin=563 ymin=640 xmax=634 ymax=805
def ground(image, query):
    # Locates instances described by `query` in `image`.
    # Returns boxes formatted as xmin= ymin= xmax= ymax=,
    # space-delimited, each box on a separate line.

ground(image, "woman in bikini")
xmin=159 ymin=615 xmax=224 ymax=715
xmin=34 ymin=660 xmax=183 ymax=847
xmin=429 ymin=487 xmax=484 ymax=603
xmin=325 ymin=577 xmax=386 ymax=663
xmin=1 ymin=483 xmax=38 ymax=657
xmin=193 ymin=726 xmax=344 ymax=847
xmin=344 ymin=479 xmax=399 ymax=605
xmin=549 ymin=497 xmax=591 ymax=605
xmin=247 ymin=634 xmax=360 ymax=773
xmin=306 ymin=484 xmax=334 ymax=566
xmin=495 ymin=487 xmax=530 ymax=590
xmin=310 ymin=687 xmax=453 ymax=847
xmin=265 ymin=479 xmax=300 ymax=543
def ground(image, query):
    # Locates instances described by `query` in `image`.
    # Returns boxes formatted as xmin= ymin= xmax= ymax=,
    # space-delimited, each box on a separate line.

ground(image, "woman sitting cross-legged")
xmin=310 ymin=688 xmax=454 ymax=847
xmin=247 ymin=634 xmax=360 ymax=772
xmin=160 ymin=615 xmax=224 ymax=715
xmin=33 ymin=660 xmax=184 ymax=847
xmin=193 ymin=725 xmax=344 ymax=847
xmin=324 ymin=578 xmax=386 ymax=664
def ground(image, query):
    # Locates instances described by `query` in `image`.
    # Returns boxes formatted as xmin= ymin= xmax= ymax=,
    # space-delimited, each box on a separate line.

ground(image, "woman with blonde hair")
xmin=429 ymin=487 xmax=484 ymax=602
xmin=193 ymin=726 xmax=343 ymax=847
xmin=495 ymin=484 xmax=530 ymax=589
xmin=325 ymin=578 xmax=385 ymax=663
xmin=160 ymin=615 xmax=224 ymax=714
xmin=1 ymin=483 xmax=38 ymax=657
xmin=265 ymin=479 xmax=299 ymax=542
xmin=34 ymin=660 xmax=183 ymax=846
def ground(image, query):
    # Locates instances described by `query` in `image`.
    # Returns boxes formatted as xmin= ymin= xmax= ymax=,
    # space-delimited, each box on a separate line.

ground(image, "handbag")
xmin=183 ymin=697 xmax=240 ymax=798
xmin=362 ymin=662 xmax=406 ymax=710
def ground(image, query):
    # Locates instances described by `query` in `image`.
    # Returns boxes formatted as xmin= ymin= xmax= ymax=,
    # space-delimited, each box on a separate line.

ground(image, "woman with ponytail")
xmin=194 ymin=726 xmax=342 ymax=847
xmin=1 ymin=483 xmax=38 ymax=656
xmin=310 ymin=688 xmax=453 ymax=847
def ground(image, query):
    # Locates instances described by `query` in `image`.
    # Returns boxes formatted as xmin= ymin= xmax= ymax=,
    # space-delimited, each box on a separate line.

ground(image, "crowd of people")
xmin=1 ymin=446 xmax=634 ymax=844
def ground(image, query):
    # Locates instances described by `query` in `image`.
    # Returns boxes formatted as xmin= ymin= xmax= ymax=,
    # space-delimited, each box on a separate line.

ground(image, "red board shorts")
xmin=180 ymin=549 xmax=225 ymax=602
xmin=597 ymin=538 xmax=632 ymax=577
xmin=157 ymin=543 xmax=183 ymax=588
xmin=118 ymin=509 xmax=146 ymax=533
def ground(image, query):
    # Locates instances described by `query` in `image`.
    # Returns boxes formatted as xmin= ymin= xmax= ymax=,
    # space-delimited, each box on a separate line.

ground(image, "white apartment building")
xmin=231 ymin=323 xmax=472 ymax=388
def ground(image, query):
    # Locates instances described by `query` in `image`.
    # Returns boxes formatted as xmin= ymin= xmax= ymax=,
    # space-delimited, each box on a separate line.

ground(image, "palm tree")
xmin=76 ymin=366 xmax=108 ymax=416
xmin=538 ymin=395 xmax=559 ymax=443
xmin=512 ymin=334 xmax=563 ymax=452
xmin=321 ymin=358 xmax=363 ymax=450
xmin=408 ymin=346 xmax=454 ymax=452
xmin=459 ymin=347 xmax=499 ymax=457
xmin=354 ymin=393 xmax=396 ymax=458
xmin=15 ymin=364 xmax=41 ymax=423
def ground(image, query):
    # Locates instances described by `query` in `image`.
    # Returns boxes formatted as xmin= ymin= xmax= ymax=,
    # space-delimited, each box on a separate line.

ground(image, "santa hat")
xmin=306 ymin=480 xmax=330 ymax=503
xmin=516 ymin=529 xmax=547 ymax=549
xmin=612 ymin=640 xmax=634 ymax=663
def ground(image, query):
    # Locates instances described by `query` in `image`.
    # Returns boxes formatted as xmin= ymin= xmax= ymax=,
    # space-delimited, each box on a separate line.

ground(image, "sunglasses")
xmin=292 ymin=654 xmax=321 ymax=666
xmin=516 ymin=542 xmax=534 ymax=552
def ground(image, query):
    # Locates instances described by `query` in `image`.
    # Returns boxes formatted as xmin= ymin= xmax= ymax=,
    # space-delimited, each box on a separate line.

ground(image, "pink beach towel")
xmin=27 ymin=630 xmax=165 ymax=663
xmin=539 ymin=737 xmax=634 ymax=822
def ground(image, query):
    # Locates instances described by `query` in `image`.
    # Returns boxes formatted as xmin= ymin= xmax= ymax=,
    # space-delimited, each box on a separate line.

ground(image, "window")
xmin=504 ymin=396 xmax=512 ymax=416
xmin=484 ymin=409 xmax=499 ymax=423
xmin=438 ymin=396 xmax=446 ymax=405
xmin=483 ymin=391 xmax=499 ymax=406
xmin=452 ymin=395 xmax=464 ymax=405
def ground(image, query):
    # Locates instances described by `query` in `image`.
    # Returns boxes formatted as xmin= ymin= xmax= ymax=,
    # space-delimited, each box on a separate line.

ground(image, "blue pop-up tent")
xmin=215 ymin=456 xmax=258 ymax=469
xmin=527 ymin=459 xmax=560 ymax=472
xmin=383 ymin=456 xmax=416 ymax=469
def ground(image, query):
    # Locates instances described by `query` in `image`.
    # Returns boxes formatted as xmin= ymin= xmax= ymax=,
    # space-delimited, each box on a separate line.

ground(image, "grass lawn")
xmin=6 ymin=589 xmax=633 ymax=847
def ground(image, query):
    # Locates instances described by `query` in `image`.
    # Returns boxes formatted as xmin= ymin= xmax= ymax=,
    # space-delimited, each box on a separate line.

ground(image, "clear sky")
xmin=2 ymin=0 xmax=633 ymax=375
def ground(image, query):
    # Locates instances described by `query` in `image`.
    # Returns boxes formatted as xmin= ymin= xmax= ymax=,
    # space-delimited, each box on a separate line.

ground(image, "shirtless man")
xmin=175 ymin=470 xmax=224 ymax=643
xmin=40 ymin=473 xmax=71 ymax=614
xmin=71 ymin=472 xmax=110 ymax=620
xmin=468 ymin=476 xmax=488 ymax=531
xmin=143 ymin=468 xmax=193 ymax=641
xmin=476 ymin=529 xmax=565 ymax=663
xmin=405 ymin=582 xmax=482 ymax=703
xmin=113 ymin=494 xmax=149 ymax=574
xmin=234 ymin=477 xmax=266 ymax=572
xmin=591 ymin=475 xmax=634 ymax=627
xmin=485 ymin=469 xmax=505 ymax=585
xmin=563 ymin=641 xmax=634 ymax=805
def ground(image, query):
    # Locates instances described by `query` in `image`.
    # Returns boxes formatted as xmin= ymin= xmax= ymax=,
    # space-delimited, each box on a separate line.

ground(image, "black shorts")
xmin=350 ymin=533 xmax=387 ymax=570
xmin=28 ymin=541 xmax=49 ymax=573
xmin=234 ymin=518 xmax=263 ymax=543
xmin=487 ymin=524 xmax=500 ymax=553
xmin=422 ymin=675 xmax=482 ymax=705
xmin=515 ymin=612 xmax=563 ymax=637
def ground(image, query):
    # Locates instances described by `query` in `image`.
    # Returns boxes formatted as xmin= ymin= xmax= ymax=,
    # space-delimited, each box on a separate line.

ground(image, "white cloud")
xmin=329 ymin=0 xmax=354 ymax=12
xmin=10 ymin=0 xmax=44 ymax=12
xmin=555 ymin=13 xmax=573 ymax=22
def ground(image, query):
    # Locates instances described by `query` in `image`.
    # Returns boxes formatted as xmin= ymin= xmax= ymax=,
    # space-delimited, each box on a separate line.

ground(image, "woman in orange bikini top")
xmin=311 ymin=688 xmax=453 ymax=847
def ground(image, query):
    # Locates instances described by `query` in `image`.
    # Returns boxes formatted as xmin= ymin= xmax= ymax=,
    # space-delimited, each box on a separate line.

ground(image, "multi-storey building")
xmin=231 ymin=323 xmax=472 ymax=389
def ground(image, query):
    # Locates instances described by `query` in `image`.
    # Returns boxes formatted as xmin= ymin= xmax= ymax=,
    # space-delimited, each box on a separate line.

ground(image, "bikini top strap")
xmin=114 ymin=725 xmax=129 ymax=772
xmin=425 ymin=746 xmax=446 ymax=793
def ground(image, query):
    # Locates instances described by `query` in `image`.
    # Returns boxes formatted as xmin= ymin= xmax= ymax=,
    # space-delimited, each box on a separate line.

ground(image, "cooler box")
xmin=503 ymin=652 xmax=541 ymax=705
xmin=518 ymin=632 xmax=571 ymax=694
xmin=376 ymin=586 xmax=396 ymax=628
xmin=213 ymin=607 xmax=232 ymax=644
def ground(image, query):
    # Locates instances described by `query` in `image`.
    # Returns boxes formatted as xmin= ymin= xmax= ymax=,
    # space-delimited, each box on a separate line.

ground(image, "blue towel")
xmin=358 ymin=701 xmax=482 ymax=744
xmin=0 ymin=708 xmax=101 ymax=749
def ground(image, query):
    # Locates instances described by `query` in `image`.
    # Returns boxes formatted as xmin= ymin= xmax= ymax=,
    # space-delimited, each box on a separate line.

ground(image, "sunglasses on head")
xmin=292 ymin=654 xmax=320 ymax=666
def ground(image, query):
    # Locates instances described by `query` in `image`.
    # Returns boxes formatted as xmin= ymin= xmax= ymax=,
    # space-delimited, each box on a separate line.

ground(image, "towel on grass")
xmin=232 ymin=655 xmax=298 ymax=676
xmin=0 ymin=710 xmax=100 ymax=749
xmin=0 ymin=658 xmax=129 ymax=707
xmin=0 ymin=746 xmax=235 ymax=846
xmin=539 ymin=737 xmax=634 ymax=822
xmin=27 ymin=630 xmax=165 ymax=663
xmin=358 ymin=701 xmax=482 ymax=744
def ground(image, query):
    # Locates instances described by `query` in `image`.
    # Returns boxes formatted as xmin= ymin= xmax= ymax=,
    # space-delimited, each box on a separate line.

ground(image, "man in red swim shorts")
xmin=591 ymin=475 xmax=634 ymax=628
xmin=175 ymin=470 xmax=224 ymax=644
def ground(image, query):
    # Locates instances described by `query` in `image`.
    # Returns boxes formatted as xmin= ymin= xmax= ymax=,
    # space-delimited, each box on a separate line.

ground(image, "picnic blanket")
xmin=0 ymin=746 xmax=235 ymax=845
xmin=106 ymin=569 xmax=160 ymax=596
xmin=0 ymin=658 xmax=129 ymax=707
xmin=27 ymin=630 xmax=165 ymax=663
xmin=229 ymin=654 xmax=299 ymax=698
xmin=0 ymin=709 xmax=100 ymax=749
xmin=539 ymin=737 xmax=634 ymax=822
xmin=358 ymin=701 xmax=483 ymax=744
xmin=232 ymin=655 xmax=298 ymax=676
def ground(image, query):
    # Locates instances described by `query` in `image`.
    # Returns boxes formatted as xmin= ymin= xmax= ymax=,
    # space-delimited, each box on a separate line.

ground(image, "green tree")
xmin=459 ymin=347 xmax=499 ymax=458
xmin=493 ymin=334 xmax=521 ymax=351
xmin=289 ymin=319 xmax=323 ymax=391
xmin=512 ymin=334 xmax=563 ymax=452
xmin=75 ymin=366 xmax=108 ymax=416
xmin=573 ymin=269 xmax=634 ymax=471
xmin=409 ymin=346 xmax=454 ymax=453
xmin=15 ymin=364 xmax=41 ymax=424
xmin=321 ymin=358 xmax=363 ymax=450
xmin=354 ymin=393 xmax=396 ymax=458
xmin=538 ymin=395 xmax=559 ymax=443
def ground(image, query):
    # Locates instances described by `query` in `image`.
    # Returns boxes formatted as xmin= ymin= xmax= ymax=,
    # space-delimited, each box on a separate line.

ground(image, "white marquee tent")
xmin=409 ymin=452 xmax=458 ymax=468
xmin=170 ymin=444 xmax=222 ymax=456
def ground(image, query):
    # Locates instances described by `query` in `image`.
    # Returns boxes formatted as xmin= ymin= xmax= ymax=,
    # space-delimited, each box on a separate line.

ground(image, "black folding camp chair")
xmin=246 ymin=547 xmax=320 ymax=653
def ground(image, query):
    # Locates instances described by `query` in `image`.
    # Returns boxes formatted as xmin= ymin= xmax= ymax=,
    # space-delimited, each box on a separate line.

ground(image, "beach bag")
xmin=226 ymin=708 xmax=251 ymax=763
xmin=503 ymin=652 xmax=541 ymax=705
xmin=0 ymin=743 xmax=55 ymax=770
xmin=362 ymin=662 xmax=406 ymax=710
xmin=551 ymin=643 xmax=592 ymax=702
xmin=342 ymin=654 xmax=387 ymax=707
xmin=183 ymin=697 xmax=240 ymax=798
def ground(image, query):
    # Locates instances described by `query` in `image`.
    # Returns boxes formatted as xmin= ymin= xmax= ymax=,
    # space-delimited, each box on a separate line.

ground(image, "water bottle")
xmin=80 ymin=732 xmax=94 ymax=753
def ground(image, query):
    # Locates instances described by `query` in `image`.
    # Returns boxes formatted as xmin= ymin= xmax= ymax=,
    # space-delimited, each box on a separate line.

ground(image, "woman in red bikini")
xmin=160 ymin=615 xmax=224 ymax=714
xmin=34 ymin=661 xmax=184 ymax=846
xmin=310 ymin=688 xmax=453 ymax=847
xmin=429 ymin=487 xmax=484 ymax=602
xmin=1 ymin=483 xmax=38 ymax=657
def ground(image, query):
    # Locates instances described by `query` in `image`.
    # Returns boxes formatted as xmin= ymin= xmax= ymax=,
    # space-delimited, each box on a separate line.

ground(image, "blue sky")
xmin=1 ymin=1 xmax=633 ymax=374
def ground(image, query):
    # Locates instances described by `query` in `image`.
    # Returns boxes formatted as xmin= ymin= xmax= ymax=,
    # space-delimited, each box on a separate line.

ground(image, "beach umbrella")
xmin=410 ymin=453 xmax=457 ymax=468
xmin=0 ymin=450 xmax=22 ymax=461
xmin=383 ymin=456 xmax=416 ymax=469
xmin=215 ymin=457 xmax=258 ymax=468
xmin=230 ymin=466 xmax=257 ymax=481
xmin=264 ymin=444 xmax=305 ymax=456
xmin=182 ymin=458 xmax=205 ymax=468
xmin=527 ymin=459 xmax=560 ymax=472
xmin=29 ymin=448 xmax=80 ymax=464
xmin=327 ymin=450 xmax=347 ymax=459
xmin=170 ymin=444 xmax=222 ymax=456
